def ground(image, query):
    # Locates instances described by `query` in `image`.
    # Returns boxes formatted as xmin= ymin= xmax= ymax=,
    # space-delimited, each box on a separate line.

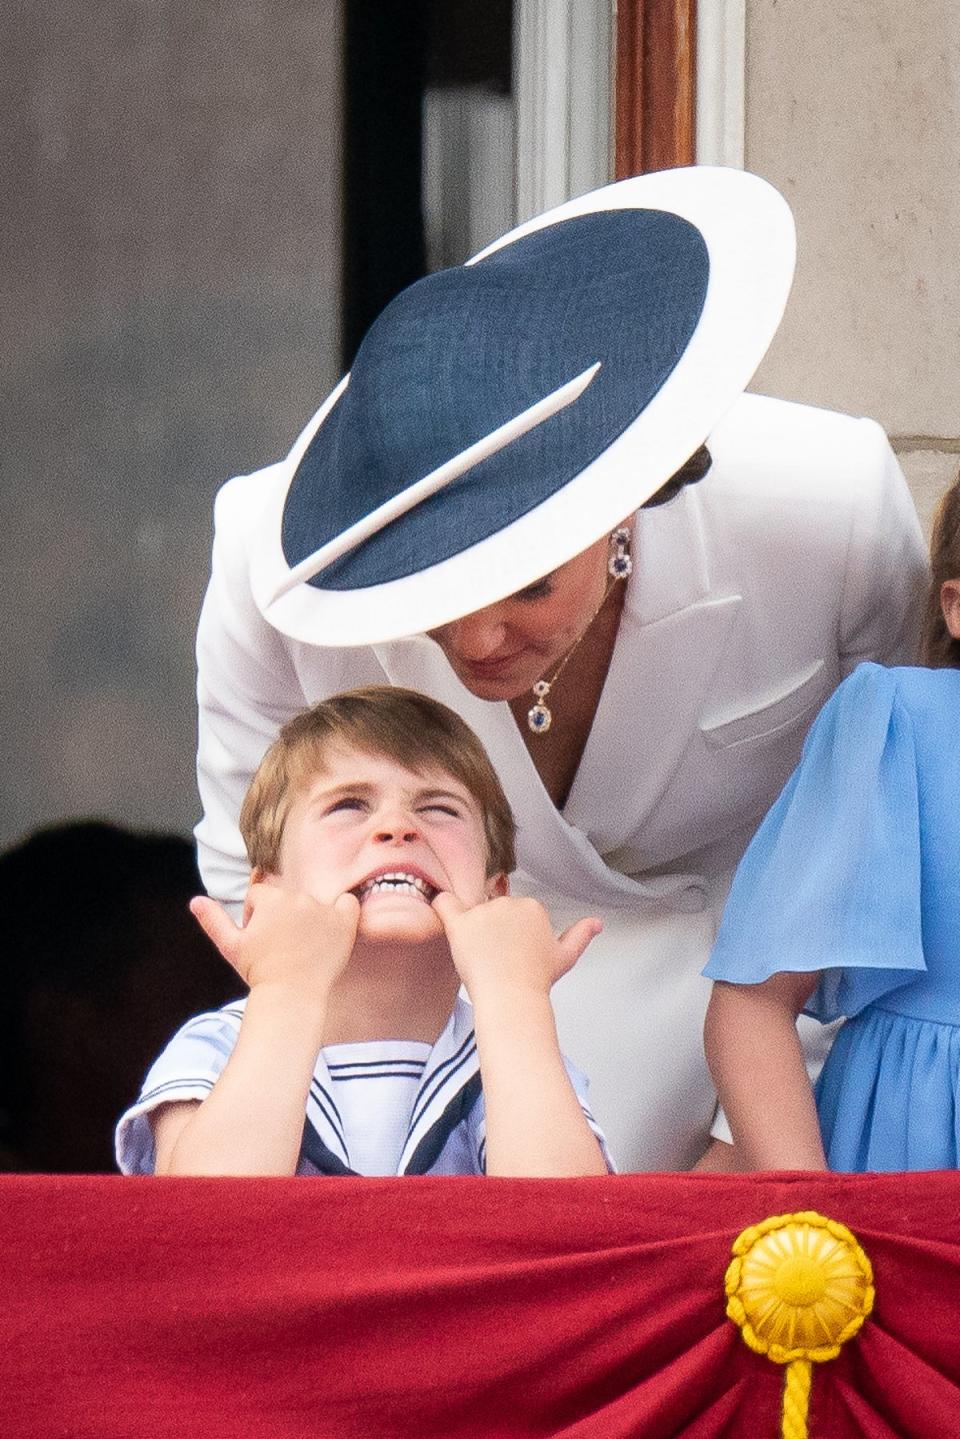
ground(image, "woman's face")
xmin=427 ymin=536 xmax=613 ymax=700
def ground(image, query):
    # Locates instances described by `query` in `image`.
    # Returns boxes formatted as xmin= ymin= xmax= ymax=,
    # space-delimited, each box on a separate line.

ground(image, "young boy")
xmin=116 ymin=687 xmax=612 ymax=1177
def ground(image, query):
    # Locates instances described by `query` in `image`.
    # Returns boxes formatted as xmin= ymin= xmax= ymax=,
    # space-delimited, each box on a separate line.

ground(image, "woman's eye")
xmin=515 ymin=578 xmax=553 ymax=603
xmin=421 ymin=804 xmax=459 ymax=817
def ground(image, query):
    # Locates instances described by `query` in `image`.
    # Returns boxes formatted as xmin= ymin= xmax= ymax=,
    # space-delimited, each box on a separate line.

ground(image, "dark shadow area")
xmin=342 ymin=0 xmax=513 ymax=363
xmin=0 ymin=821 xmax=236 ymax=1173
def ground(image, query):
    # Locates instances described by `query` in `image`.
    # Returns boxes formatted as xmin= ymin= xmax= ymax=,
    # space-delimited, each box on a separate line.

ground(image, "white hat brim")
xmin=251 ymin=166 xmax=795 ymax=647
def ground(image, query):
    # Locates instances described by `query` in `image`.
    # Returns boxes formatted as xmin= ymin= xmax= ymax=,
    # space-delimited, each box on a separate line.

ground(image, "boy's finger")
xmin=189 ymin=895 xmax=243 ymax=965
xmin=557 ymin=917 xmax=603 ymax=967
xmin=431 ymin=891 xmax=466 ymax=925
xmin=334 ymin=891 xmax=361 ymax=927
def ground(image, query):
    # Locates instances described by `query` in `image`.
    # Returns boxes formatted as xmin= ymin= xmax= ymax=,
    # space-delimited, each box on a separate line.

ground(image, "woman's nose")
xmin=433 ymin=605 xmax=508 ymax=661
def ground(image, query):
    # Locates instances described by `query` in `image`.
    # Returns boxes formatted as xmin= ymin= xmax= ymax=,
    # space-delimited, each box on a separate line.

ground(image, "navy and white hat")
xmin=251 ymin=166 xmax=796 ymax=646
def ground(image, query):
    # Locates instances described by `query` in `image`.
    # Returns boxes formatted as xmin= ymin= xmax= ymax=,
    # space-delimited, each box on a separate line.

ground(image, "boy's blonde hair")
xmin=240 ymin=687 xmax=517 ymax=878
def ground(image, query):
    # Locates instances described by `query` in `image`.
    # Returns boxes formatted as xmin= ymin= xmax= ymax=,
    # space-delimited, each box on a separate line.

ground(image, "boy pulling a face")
xmin=117 ymin=687 xmax=611 ymax=1178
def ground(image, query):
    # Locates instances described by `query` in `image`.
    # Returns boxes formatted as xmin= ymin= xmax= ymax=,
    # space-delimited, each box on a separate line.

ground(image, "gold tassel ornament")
xmin=725 ymin=1211 xmax=874 ymax=1439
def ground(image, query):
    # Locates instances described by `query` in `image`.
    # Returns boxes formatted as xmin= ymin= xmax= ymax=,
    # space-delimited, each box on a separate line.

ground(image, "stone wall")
xmin=1 ymin=0 xmax=343 ymax=847
xmin=744 ymin=0 xmax=960 ymax=535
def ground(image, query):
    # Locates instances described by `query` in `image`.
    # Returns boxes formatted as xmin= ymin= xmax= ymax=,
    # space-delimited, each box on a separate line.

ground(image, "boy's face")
xmin=268 ymin=744 xmax=507 ymax=944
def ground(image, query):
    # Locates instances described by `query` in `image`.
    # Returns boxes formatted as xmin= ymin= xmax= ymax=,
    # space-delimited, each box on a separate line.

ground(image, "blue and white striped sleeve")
xmin=114 ymin=1004 xmax=246 ymax=1174
xmin=564 ymin=1056 xmax=617 ymax=1173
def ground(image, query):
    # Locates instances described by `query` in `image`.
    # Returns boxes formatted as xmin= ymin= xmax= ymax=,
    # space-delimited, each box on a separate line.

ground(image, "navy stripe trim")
xmin=404 ymin=1072 xmax=484 ymax=1175
xmin=409 ymin=1031 xmax=477 ymax=1131
xmin=299 ymin=1117 xmax=360 ymax=1177
xmin=138 ymin=1076 xmax=216 ymax=1104
xmin=326 ymin=1057 xmax=428 ymax=1072
xmin=307 ymin=1079 xmax=347 ymax=1152
xmin=329 ymin=1068 xmax=427 ymax=1082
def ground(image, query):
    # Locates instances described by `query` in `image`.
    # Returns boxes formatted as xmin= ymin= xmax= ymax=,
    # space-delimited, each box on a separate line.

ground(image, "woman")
xmin=195 ymin=167 xmax=926 ymax=1169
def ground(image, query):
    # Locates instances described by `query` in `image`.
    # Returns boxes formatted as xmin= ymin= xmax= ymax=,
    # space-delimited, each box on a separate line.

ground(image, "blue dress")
xmin=704 ymin=662 xmax=960 ymax=1171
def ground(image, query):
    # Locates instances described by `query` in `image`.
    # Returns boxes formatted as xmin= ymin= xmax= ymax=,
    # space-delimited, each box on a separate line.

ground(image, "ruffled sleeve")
xmin=704 ymin=663 xmax=926 ymax=1021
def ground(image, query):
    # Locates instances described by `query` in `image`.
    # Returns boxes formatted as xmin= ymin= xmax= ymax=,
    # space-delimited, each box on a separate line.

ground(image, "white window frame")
xmin=696 ymin=0 xmax=746 ymax=167
xmin=513 ymin=0 xmax=612 ymax=223
xmin=513 ymin=0 xmax=746 ymax=218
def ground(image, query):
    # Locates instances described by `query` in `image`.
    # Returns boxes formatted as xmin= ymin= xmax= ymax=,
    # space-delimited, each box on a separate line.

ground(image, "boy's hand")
xmin=190 ymin=884 xmax=360 ymax=997
xmin=432 ymin=892 xmax=601 ymax=1000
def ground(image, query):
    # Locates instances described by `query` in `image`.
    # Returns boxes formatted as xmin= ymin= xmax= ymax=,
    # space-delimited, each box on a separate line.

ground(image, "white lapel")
xmin=565 ymin=487 xmax=742 ymax=854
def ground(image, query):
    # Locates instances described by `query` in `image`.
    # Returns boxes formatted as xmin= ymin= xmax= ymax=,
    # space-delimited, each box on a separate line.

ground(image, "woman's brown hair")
xmin=920 ymin=474 xmax=960 ymax=669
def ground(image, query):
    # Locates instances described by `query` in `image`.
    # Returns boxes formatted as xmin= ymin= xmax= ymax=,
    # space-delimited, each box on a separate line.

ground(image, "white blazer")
xmin=194 ymin=393 xmax=928 ymax=1170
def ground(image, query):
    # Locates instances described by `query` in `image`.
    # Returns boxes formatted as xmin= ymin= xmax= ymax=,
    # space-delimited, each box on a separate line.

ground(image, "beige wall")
xmin=1 ymin=2 xmax=343 ymax=849
xmin=743 ymin=0 xmax=960 ymax=534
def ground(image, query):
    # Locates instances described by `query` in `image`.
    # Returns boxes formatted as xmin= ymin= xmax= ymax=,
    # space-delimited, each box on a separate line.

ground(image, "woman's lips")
xmin=458 ymin=651 xmax=528 ymax=681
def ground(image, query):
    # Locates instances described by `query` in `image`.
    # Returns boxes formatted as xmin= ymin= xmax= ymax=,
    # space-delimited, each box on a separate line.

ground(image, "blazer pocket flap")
xmin=700 ymin=661 xmax=827 ymax=750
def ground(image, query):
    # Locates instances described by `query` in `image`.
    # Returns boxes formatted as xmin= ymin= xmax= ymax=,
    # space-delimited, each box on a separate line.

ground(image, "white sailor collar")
xmin=301 ymin=996 xmax=480 ymax=1177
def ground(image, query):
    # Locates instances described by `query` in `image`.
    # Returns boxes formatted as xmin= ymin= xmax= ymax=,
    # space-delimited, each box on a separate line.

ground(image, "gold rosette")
xmin=725 ymin=1211 xmax=874 ymax=1439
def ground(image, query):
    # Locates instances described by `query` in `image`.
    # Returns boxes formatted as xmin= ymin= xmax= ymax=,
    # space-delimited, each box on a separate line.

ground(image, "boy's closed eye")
xmin=325 ymin=796 xmax=367 ymax=814
xmin=320 ymin=794 xmax=467 ymax=820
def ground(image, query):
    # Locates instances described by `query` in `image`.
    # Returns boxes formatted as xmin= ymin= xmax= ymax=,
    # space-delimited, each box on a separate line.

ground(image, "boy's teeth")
xmin=359 ymin=871 xmax=435 ymax=900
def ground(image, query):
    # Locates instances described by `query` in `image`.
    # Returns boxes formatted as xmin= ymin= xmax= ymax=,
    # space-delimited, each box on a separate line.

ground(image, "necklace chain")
xmin=527 ymin=528 xmax=632 ymax=736
xmin=536 ymin=576 xmax=617 ymax=691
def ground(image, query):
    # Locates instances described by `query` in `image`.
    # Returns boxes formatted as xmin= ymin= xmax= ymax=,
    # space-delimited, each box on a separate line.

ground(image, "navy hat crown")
xmin=254 ymin=168 xmax=797 ymax=648
xmin=282 ymin=208 xmax=709 ymax=591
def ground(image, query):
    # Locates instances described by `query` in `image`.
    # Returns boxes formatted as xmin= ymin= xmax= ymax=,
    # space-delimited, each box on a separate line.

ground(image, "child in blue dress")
xmin=703 ymin=477 xmax=960 ymax=1171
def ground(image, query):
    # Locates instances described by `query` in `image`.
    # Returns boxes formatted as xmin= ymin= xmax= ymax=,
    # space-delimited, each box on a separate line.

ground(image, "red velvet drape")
xmin=4 ymin=1171 xmax=959 ymax=1438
